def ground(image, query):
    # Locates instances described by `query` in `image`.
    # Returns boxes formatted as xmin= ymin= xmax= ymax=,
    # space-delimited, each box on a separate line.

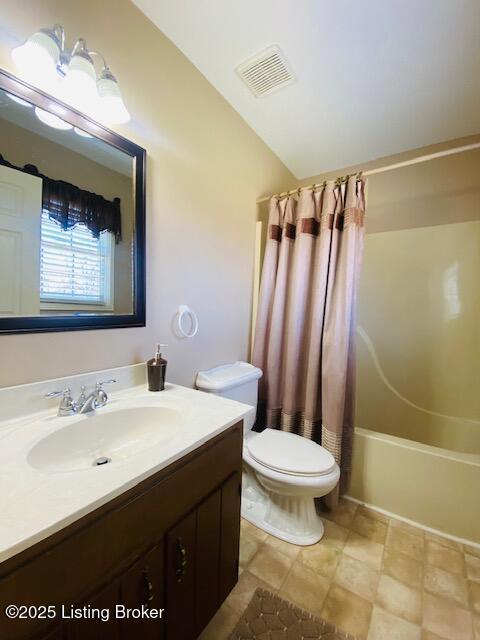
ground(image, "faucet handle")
xmin=45 ymin=388 xmax=76 ymax=416
xmin=96 ymin=379 xmax=117 ymax=388
xmin=45 ymin=388 xmax=72 ymax=399
xmin=94 ymin=379 xmax=117 ymax=408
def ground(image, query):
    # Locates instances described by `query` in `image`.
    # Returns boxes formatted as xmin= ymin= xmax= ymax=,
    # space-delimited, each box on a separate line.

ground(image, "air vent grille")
xmin=236 ymin=46 xmax=295 ymax=97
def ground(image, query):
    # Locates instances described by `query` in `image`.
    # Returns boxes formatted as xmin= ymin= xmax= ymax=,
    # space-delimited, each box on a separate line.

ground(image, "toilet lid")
xmin=246 ymin=429 xmax=336 ymax=476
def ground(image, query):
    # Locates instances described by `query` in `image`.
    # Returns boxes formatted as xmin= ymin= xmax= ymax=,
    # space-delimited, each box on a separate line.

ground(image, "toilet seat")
xmin=246 ymin=428 xmax=336 ymax=477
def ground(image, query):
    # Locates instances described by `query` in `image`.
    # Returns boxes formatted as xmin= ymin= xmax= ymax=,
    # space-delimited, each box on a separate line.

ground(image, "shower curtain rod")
xmin=256 ymin=141 xmax=480 ymax=204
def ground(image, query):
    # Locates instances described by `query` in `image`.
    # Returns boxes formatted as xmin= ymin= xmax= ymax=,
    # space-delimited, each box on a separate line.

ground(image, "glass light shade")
xmin=12 ymin=31 xmax=60 ymax=90
xmin=61 ymin=54 xmax=97 ymax=112
xmin=35 ymin=107 xmax=73 ymax=130
xmin=6 ymin=93 xmax=33 ymax=107
xmin=97 ymin=75 xmax=130 ymax=124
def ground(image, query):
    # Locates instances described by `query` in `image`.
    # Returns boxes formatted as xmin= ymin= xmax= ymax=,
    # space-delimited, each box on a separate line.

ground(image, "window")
xmin=40 ymin=210 xmax=113 ymax=309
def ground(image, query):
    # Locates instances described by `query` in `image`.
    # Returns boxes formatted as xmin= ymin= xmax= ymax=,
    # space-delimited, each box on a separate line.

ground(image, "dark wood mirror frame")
xmin=0 ymin=68 xmax=146 ymax=335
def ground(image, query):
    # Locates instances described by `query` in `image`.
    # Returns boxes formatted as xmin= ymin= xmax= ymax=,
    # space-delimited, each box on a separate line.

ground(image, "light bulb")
xmin=12 ymin=30 xmax=60 ymax=92
xmin=35 ymin=107 xmax=73 ymax=130
xmin=61 ymin=53 xmax=97 ymax=113
xmin=6 ymin=93 xmax=33 ymax=107
xmin=74 ymin=126 xmax=92 ymax=138
xmin=97 ymin=71 xmax=130 ymax=124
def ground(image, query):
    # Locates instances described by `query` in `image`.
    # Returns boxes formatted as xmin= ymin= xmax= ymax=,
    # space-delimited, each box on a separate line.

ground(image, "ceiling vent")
xmin=236 ymin=45 xmax=295 ymax=98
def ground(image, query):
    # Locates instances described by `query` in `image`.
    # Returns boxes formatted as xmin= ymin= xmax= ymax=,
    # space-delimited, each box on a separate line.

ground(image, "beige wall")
xmin=257 ymin=135 xmax=480 ymax=227
xmin=0 ymin=117 xmax=134 ymax=314
xmin=0 ymin=0 xmax=293 ymax=388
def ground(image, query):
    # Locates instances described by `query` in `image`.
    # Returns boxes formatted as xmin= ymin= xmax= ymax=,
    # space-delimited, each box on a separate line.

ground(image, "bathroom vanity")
xmin=0 ymin=375 xmax=250 ymax=640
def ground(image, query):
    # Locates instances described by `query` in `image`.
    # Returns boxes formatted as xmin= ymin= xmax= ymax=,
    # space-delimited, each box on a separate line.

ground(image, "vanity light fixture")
xmin=12 ymin=25 xmax=130 ymax=125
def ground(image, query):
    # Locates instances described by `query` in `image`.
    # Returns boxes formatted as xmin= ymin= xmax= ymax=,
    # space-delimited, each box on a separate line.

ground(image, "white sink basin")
xmin=0 ymin=382 xmax=252 ymax=562
xmin=27 ymin=406 xmax=183 ymax=473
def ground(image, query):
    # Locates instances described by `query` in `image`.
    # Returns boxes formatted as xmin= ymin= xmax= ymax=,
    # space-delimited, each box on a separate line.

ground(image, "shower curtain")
xmin=252 ymin=176 xmax=366 ymax=504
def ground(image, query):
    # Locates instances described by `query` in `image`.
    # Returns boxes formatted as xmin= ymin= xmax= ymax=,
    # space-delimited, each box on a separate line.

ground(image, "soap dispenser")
xmin=147 ymin=343 xmax=168 ymax=391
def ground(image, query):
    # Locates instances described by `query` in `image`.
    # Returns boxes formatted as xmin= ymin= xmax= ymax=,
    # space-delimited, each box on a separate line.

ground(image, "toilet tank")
xmin=196 ymin=362 xmax=262 ymax=431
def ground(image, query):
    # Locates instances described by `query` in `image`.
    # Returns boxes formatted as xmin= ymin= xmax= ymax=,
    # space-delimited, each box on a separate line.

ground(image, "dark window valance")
xmin=0 ymin=153 xmax=121 ymax=243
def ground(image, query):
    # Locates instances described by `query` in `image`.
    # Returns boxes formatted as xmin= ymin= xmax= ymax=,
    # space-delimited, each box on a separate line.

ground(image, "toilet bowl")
xmin=243 ymin=429 xmax=340 ymax=544
xmin=196 ymin=362 xmax=340 ymax=546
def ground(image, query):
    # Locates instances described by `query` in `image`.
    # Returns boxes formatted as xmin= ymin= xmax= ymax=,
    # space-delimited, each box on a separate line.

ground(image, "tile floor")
xmin=199 ymin=499 xmax=480 ymax=640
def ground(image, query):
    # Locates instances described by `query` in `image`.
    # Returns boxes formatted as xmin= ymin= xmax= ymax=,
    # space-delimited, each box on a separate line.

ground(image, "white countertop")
xmin=0 ymin=382 xmax=252 ymax=563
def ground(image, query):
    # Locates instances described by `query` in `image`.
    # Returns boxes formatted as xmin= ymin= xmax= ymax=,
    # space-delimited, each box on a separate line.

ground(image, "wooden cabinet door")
xmin=165 ymin=510 xmax=196 ymax=640
xmin=120 ymin=545 xmax=165 ymax=640
xmin=40 ymin=626 xmax=65 ymax=640
xmin=66 ymin=579 xmax=120 ymax=640
xmin=195 ymin=488 xmax=221 ymax=636
xmin=219 ymin=472 xmax=242 ymax=602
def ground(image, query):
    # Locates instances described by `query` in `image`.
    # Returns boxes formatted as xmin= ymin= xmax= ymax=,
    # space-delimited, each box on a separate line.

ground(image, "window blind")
xmin=40 ymin=211 xmax=110 ymax=305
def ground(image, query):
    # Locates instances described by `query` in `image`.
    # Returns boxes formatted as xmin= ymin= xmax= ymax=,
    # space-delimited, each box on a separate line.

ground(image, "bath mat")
xmin=229 ymin=587 xmax=358 ymax=640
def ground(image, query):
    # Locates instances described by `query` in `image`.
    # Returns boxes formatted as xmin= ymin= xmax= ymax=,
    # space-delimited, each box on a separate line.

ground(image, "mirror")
xmin=0 ymin=69 xmax=145 ymax=334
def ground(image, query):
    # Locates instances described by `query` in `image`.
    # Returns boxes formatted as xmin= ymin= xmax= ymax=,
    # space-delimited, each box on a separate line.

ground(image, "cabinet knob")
xmin=142 ymin=571 xmax=154 ymax=606
xmin=175 ymin=538 xmax=188 ymax=582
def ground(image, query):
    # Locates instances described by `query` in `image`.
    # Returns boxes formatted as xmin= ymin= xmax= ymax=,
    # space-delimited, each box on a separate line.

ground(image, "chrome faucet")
xmin=77 ymin=380 xmax=116 ymax=414
xmin=45 ymin=380 xmax=116 ymax=416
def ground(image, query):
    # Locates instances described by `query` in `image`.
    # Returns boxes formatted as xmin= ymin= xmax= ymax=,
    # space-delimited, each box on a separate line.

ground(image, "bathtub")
xmin=350 ymin=327 xmax=480 ymax=544
xmin=349 ymin=427 xmax=480 ymax=543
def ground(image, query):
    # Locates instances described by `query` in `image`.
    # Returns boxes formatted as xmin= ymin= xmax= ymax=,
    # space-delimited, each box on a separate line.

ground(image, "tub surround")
xmin=350 ymin=207 xmax=480 ymax=546
xmin=356 ymin=220 xmax=480 ymax=452
xmin=0 ymin=364 xmax=253 ymax=563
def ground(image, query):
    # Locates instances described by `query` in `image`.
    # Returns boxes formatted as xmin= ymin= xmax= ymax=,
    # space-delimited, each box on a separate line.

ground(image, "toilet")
xmin=196 ymin=362 xmax=340 ymax=545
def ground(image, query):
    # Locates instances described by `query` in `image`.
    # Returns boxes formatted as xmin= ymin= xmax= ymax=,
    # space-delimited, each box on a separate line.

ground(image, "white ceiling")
xmin=134 ymin=0 xmax=480 ymax=179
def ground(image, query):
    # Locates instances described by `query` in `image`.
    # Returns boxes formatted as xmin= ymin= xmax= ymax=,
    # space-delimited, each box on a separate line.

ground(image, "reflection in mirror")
xmin=0 ymin=86 xmax=135 ymax=318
